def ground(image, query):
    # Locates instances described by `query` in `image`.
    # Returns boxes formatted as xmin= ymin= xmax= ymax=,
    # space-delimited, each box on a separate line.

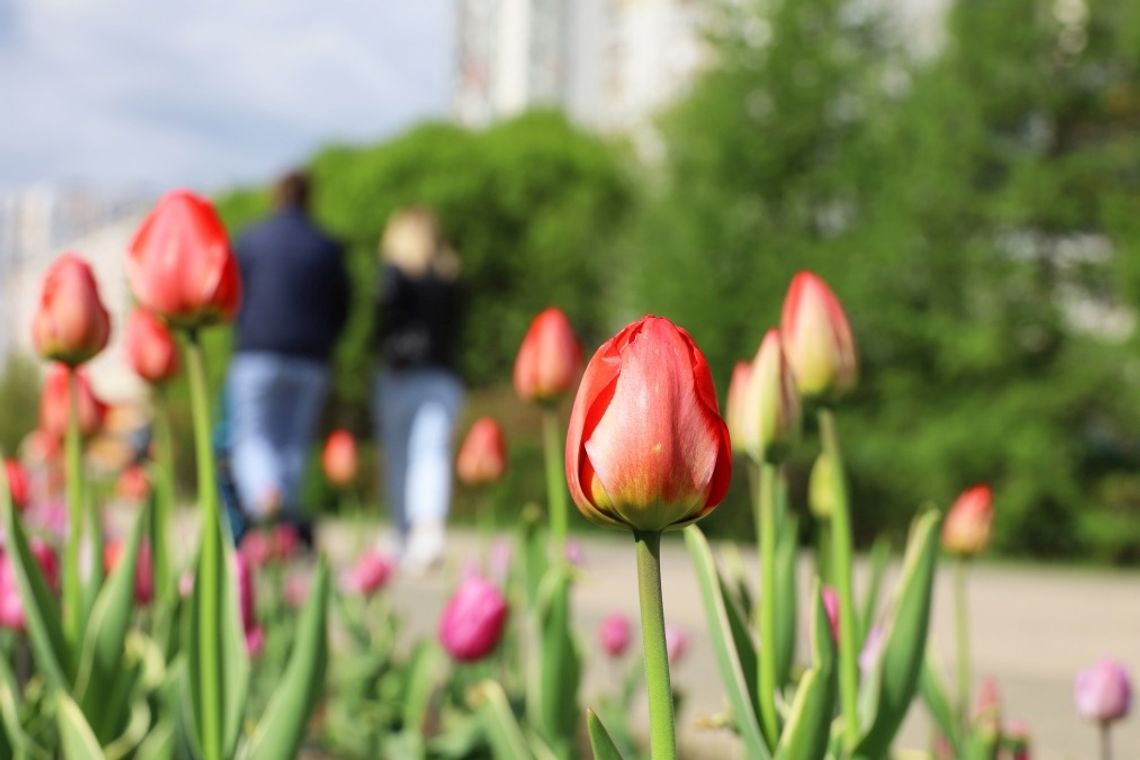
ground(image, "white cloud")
xmin=0 ymin=0 xmax=454 ymax=189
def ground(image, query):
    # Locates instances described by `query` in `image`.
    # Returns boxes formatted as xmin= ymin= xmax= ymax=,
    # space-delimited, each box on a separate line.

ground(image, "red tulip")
xmin=234 ymin=553 xmax=265 ymax=656
xmin=599 ymin=613 xmax=632 ymax=657
xmin=104 ymin=540 xmax=153 ymax=605
xmin=438 ymin=575 xmax=508 ymax=662
xmin=4 ymin=460 xmax=28 ymax=511
xmin=339 ymin=549 xmax=393 ymax=596
xmin=321 ymin=429 xmax=358 ymax=488
xmin=31 ymin=253 xmax=111 ymax=366
xmin=126 ymin=189 xmax=242 ymax=327
xmin=941 ymin=484 xmax=994 ymax=557
xmin=725 ymin=361 xmax=752 ymax=455
xmin=739 ymin=330 xmax=801 ymax=463
xmin=124 ymin=309 xmax=180 ymax=384
xmin=39 ymin=364 xmax=106 ymax=440
xmin=513 ymin=307 xmax=583 ymax=403
xmin=456 ymin=417 xmax=507 ymax=485
xmin=564 ymin=315 xmax=732 ymax=532
xmin=116 ymin=465 xmax=151 ymax=503
xmin=780 ymin=271 xmax=857 ymax=401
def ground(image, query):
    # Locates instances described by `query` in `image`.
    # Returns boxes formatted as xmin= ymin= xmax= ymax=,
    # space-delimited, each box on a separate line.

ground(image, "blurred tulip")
xmin=126 ymin=189 xmax=241 ymax=327
xmin=116 ymin=464 xmax=151 ymax=503
xmin=39 ymin=364 xmax=106 ymax=440
xmin=665 ymin=624 xmax=688 ymax=665
xmin=29 ymin=539 xmax=59 ymax=591
xmin=780 ymin=271 xmax=857 ymax=401
xmin=272 ymin=522 xmax=300 ymax=560
xmin=973 ymin=676 xmax=1001 ymax=734
xmin=4 ymin=460 xmax=29 ymax=511
xmin=565 ymin=315 xmax=732 ymax=532
xmin=513 ymin=307 xmax=583 ymax=403
xmin=0 ymin=540 xmax=60 ymax=631
xmin=31 ymin=253 xmax=111 ymax=366
xmin=821 ymin=585 xmax=840 ymax=642
xmin=438 ymin=575 xmax=508 ymax=662
xmin=487 ymin=537 xmax=512 ymax=584
xmin=1074 ymin=658 xmax=1131 ymax=724
xmin=104 ymin=540 xmax=153 ymax=605
xmin=1005 ymin=720 xmax=1031 ymax=760
xmin=739 ymin=330 xmax=801 ymax=463
xmin=284 ymin=571 xmax=310 ymax=609
xmin=340 ymin=549 xmax=393 ymax=597
xmin=322 ymin=429 xmax=358 ymax=488
xmin=565 ymin=538 xmax=585 ymax=567
xmin=235 ymin=552 xmax=262 ymax=654
xmin=245 ymin=626 xmax=266 ymax=658
xmin=179 ymin=570 xmax=195 ymax=599
xmin=599 ymin=613 xmax=632 ymax=658
xmin=942 ymin=484 xmax=994 ymax=557
xmin=240 ymin=530 xmax=273 ymax=568
xmin=725 ymin=361 xmax=752 ymax=455
xmin=858 ymin=624 xmax=885 ymax=676
xmin=124 ymin=309 xmax=180 ymax=384
xmin=807 ymin=451 xmax=838 ymax=520
xmin=456 ymin=417 xmax=507 ymax=486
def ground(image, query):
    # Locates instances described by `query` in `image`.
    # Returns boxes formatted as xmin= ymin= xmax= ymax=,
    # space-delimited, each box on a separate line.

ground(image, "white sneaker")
xmin=401 ymin=519 xmax=445 ymax=576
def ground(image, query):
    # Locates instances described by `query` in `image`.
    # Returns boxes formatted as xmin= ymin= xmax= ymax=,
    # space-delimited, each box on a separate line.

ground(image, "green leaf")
xmin=74 ymin=508 xmax=146 ymax=739
xmin=0 ymin=466 xmax=72 ymax=691
xmin=532 ymin=567 xmax=580 ymax=756
xmin=854 ymin=510 xmax=941 ymax=758
xmin=775 ymin=515 xmax=798 ymax=689
xmin=57 ymin=693 xmax=104 ymax=760
xmin=684 ymin=526 xmax=770 ymax=759
xmin=135 ymin=721 xmax=176 ymax=760
xmin=919 ymin=654 xmax=960 ymax=755
xmin=244 ymin=559 xmax=330 ymax=760
xmin=472 ymin=679 xmax=533 ymax=759
xmin=860 ymin=538 xmax=891 ymax=643
xmin=0 ymin=653 xmax=50 ymax=760
xmin=774 ymin=582 xmax=836 ymax=760
xmin=586 ymin=709 xmax=625 ymax=760
xmin=717 ymin=573 xmax=759 ymax=720
xmin=402 ymin=642 xmax=441 ymax=734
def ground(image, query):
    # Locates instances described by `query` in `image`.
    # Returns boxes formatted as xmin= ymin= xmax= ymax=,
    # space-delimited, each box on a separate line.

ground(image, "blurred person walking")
xmin=227 ymin=171 xmax=349 ymax=546
xmin=374 ymin=207 xmax=463 ymax=573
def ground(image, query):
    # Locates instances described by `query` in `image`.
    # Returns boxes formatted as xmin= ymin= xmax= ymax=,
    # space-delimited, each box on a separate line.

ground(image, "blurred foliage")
xmin=0 ymin=354 xmax=40 ymax=455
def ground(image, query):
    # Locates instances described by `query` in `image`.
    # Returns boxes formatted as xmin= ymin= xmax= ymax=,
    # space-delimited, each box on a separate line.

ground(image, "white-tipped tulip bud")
xmin=780 ymin=271 xmax=857 ymax=402
xmin=725 ymin=361 xmax=752 ymax=456
xmin=740 ymin=330 xmax=801 ymax=463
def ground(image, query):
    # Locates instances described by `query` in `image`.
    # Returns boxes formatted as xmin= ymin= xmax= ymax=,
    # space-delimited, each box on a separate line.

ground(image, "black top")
xmin=234 ymin=209 xmax=349 ymax=361
xmin=376 ymin=263 xmax=460 ymax=371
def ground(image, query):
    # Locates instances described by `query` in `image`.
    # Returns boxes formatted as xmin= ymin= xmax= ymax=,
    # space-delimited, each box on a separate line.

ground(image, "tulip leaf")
xmin=717 ymin=573 xmax=759 ymax=720
xmin=472 ymin=679 xmax=532 ymax=760
xmin=0 ymin=465 xmax=72 ymax=691
xmin=860 ymin=538 xmax=891 ymax=643
xmin=74 ymin=508 xmax=146 ymax=738
xmin=853 ymin=509 xmax=941 ymax=758
xmin=57 ymin=693 xmax=104 ymax=760
xmin=244 ymin=559 xmax=330 ymax=760
xmin=684 ymin=526 xmax=770 ymax=759
xmin=775 ymin=515 xmax=799 ymax=689
xmin=919 ymin=653 xmax=961 ymax=754
xmin=586 ymin=708 xmax=626 ymax=760
xmin=134 ymin=721 xmax=175 ymax=760
xmin=402 ymin=642 xmax=442 ymax=734
xmin=533 ymin=566 xmax=580 ymax=756
xmin=0 ymin=653 xmax=50 ymax=760
xmin=774 ymin=582 xmax=836 ymax=760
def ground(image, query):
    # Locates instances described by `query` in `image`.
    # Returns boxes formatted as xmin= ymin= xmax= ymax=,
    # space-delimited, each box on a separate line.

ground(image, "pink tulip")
xmin=780 ymin=271 xmax=857 ymax=401
xmin=272 ymin=523 xmax=300 ymax=561
xmin=665 ymin=624 xmax=689 ymax=665
xmin=322 ymin=429 xmax=358 ymax=488
xmin=942 ymin=484 xmax=994 ymax=557
xmin=284 ymin=572 xmax=310 ymax=609
xmin=487 ymin=538 xmax=512 ymax=584
xmin=0 ymin=542 xmax=59 ymax=631
xmin=438 ymin=575 xmax=508 ymax=662
xmin=513 ymin=307 xmax=583 ymax=403
xmin=859 ymin=625 xmax=885 ymax=676
xmin=245 ymin=626 xmax=266 ymax=658
xmin=31 ymin=253 xmax=111 ymax=366
xmin=124 ymin=309 xmax=180 ymax=384
xmin=821 ymin=586 xmax=840 ymax=642
xmin=1074 ymin=658 xmax=1131 ymax=724
xmin=565 ymin=539 xmax=585 ymax=567
xmin=599 ymin=613 xmax=632 ymax=658
xmin=340 ymin=550 xmax=393 ymax=597
xmin=240 ymin=530 xmax=274 ymax=567
xmin=456 ymin=417 xmax=508 ymax=486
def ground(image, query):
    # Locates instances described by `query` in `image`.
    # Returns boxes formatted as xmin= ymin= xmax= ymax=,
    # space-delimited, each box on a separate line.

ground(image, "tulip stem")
xmin=1100 ymin=722 xmax=1112 ymax=760
xmin=63 ymin=368 xmax=84 ymax=648
xmin=542 ymin=409 xmax=568 ymax=558
xmin=954 ymin=557 xmax=972 ymax=731
xmin=634 ymin=530 xmax=676 ymax=760
xmin=818 ymin=407 xmax=860 ymax=746
xmin=152 ymin=390 xmax=175 ymax=603
xmin=185 ymin=333 xmax=223 ymax=760
xmin=756 ymin=460 xmax=780 ymax=748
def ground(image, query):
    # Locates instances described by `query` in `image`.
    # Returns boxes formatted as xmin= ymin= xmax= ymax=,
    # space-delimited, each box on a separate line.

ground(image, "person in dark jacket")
xmin=226 ymin=171 xmax=348 ymax=542
xmin=374 ymin=207 xmax=463 ymax=573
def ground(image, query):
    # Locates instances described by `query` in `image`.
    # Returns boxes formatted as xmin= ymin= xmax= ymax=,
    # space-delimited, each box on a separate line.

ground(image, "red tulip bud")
xmin=31 ymin=253 xmax=111 ymax=366
xmin=780 ymin=271 xmax=857 ymax=401
xmin=339 ymin=549 xmax=393 ymax=597
xmin=127 ymin=190 xmax=242 ymax=327
xmin=39 ymin=364 xmax=106 ymax=440
xmin=599 ymin=613 xmax=632 ymax=657
xmin=438 ymin=575 xmax=508 ymax=662
xmin=941 ymin=484 xmax=994 ymax=557
xmin=4 ymin=460 xmax=29 ymax=511
xmin=821 ymin=585 xmax=840 ymax=642
xmin=456 ymin=417 xmax=507 ymax=485
xmin=739 ymin=330 xmax=801 ymax=463
xmin=725 ymin=361 xmax=752 ymax=455
xmin=513 ymin=307 xmax=583 ymax=403
xmin=565 ymin=315 xmax=732 ymax=532
xmin=124 ymin=309 xmax=179 ymax=384
xmin=321 ymin=429 xmax=358 ymax=487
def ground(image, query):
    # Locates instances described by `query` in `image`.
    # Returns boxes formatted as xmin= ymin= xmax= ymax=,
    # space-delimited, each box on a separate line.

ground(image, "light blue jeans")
xmin=227 ymin=352 xmax=330 ymax=520
xmin=374 ymin=368 xmax=464 ymax=539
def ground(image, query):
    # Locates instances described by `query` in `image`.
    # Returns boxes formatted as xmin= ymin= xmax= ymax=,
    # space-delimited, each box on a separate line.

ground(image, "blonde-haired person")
xmin=374 ymin=207 xmax=464 ymax=573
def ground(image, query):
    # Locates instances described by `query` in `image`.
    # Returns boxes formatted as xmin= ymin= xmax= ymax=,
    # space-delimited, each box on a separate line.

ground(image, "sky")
xmin=0 ymin=0 xmax=453 ymax=191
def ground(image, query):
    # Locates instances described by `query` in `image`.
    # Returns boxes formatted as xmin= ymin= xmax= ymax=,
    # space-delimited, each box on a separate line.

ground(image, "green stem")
xmin=818 ymin=407 xmax=860 ymax=746
xmin=1101 ymin=722 xmax=1112 ymax=760
xmin=63 ymin=369 xmax=84 ymax=648
xmin=634 ymin=531 xmax=676 ymax=760
xmin=542 ymin=409 xmax=568 ymax=557
xmin=756 ymin=461 xmax=779 ymax=747
xmin=954 ymin=558 xmax=971 ymax=731
xmin=152 ymin=391 xmax=176 ymax=602
xmin=185 ymin=334 xmax=223 ymax=760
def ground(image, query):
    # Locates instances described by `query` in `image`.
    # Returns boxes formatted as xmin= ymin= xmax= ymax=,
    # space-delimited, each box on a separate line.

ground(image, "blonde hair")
xmin=380 ymin=207 xmax=459 ymax=280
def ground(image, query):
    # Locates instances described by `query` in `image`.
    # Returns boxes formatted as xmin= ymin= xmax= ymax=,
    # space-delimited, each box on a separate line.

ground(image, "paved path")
xmin=308 ymin=522 xmax=1140 ymax=758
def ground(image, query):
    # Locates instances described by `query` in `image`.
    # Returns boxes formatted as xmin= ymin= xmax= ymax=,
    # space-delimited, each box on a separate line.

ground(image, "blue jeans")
xmin=227 ymin=352 xmax=330 ymax=521
xmin=374 ymin=368 xmax=463 ymax=538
